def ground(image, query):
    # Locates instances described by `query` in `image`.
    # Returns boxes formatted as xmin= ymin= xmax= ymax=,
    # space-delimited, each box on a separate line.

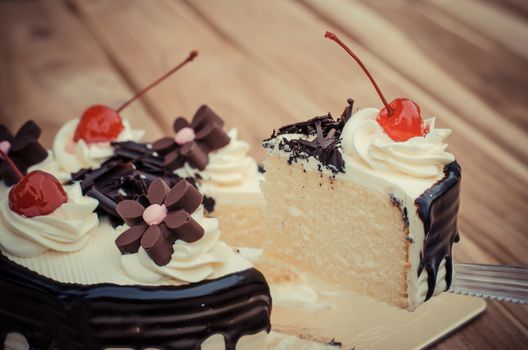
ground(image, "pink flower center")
xmin=143 ymin=204 xmax=167 ymax=226
xmin=174 ymin=127 xmax=196 ymax=145
xmin=0 ymin=141 xmax=11 ymax=155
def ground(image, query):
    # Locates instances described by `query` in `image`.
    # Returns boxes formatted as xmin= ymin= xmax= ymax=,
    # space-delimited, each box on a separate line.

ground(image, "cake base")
xmin=211 ymin=203 xmax=266 ymax=249
xmin=0 ymin=254 xmax=271 ymax=350
xmin=262 ymin=154 xmax=410 ymax=309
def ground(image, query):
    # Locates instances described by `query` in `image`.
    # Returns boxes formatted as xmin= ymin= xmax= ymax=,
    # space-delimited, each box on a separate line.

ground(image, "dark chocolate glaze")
xmin=0 ymin=254 xmax=272 ymax=350
xmin=416 ymin=161 xmax=461 ymax=300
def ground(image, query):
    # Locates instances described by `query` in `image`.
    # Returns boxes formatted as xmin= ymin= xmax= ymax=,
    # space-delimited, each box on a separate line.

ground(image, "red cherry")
xmin=73 ymin=51 xmax=199 ymax=144
xmin=73 ymin=105 xmax=124 ymax=143
xmin=377 ymin=98 xmax=427 ymax=142
xmin=9 ymin=170 xmax=67 ymax=218
xmin=324 ymin=32 xmax=428 ymax=142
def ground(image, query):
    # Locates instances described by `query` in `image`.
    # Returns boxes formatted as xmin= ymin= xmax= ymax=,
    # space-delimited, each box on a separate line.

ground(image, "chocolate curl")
xmin=147 ymin=178 xmax=171 ymax=205
xmin=195 ymin=123 xmax=230 ymax=151
xmin=164 ymin=210 xmax=204 ymax=243
xmin=86 ymin=189 xmax=118 ymax=216
xmin=165 ymin=179 xmax=203 ymax=212
xmin=179 ymin=142 xmax=208 ymax=170
xmin=116 ymin=200 xmax=145 ymax=226
xmin=115 ymin=224 xmax=148 ymax=254
xmin=192 ymin=105 xmax=225 ymax=130
xmin=141 ymin=225 xmax=173 ymax=266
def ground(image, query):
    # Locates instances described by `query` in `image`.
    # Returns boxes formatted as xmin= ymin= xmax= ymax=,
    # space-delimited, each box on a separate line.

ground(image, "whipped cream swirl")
xmin=0 ymin=182 xmax=99 ymax=258
xmin=120 ymin=207 xmax=229 ymax=284
xmin=341 ymin=108 xmax=454 ymax=178
xmin=53 ymin=118 xmax=144 ymax=173
xmin=28 ymin=151 xmax=72 ymax=184
xmin=175 ymin=129 xmax=259 ymax=187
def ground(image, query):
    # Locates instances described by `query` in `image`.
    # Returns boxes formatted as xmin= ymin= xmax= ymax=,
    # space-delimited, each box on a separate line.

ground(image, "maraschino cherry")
xmin=324 ymin=31 xmax=427 ymax=142
xmin=0 ymin=148 xmax=67 ymax=218
xmin=74 ymin=50 xmax=199 ymax=143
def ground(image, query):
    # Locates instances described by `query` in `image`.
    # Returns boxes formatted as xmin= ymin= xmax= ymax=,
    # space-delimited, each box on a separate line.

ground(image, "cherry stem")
xmin=324 ymin=31 xmax=393 ymax=116
xmin=116 ymin=50 xmax=199 ymax=113
xmin=0 ymin=149 xmax=24 ymax=181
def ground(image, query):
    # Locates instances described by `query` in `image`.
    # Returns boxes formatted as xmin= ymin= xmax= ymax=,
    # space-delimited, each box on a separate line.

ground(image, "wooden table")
xmin=1 ymin=1 xmax=526 ymax=349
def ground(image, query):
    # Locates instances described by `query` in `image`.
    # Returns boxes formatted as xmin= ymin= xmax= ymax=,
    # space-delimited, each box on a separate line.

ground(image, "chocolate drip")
xmin=0 ymin=254 xmax=272 ymax=350
xmin=415 ymin=161 xmax=461 ymax=300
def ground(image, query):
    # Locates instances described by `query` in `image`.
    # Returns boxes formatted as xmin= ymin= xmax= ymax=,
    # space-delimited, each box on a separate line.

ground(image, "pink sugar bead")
xmin=174 ymin=127 xmax=196 ymax=145
xmin=143 ymin=204 xmax=168 ymax=226
xmin=0 ymin=140 xmax=11 ymax=155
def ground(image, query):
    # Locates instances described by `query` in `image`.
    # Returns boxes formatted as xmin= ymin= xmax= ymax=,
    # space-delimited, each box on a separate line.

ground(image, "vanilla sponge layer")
xmin=211 ymin=203 xmax=266 ymax=249
xmin=262 ymin=154 xmax=410 ymax=309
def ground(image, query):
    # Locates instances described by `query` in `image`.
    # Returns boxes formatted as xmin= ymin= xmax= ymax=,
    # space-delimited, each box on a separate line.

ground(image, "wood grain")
xmin=0 ymin=1 xmax=526 ymax=349
xmin=0 ymin=0 xmax=162 ymax=147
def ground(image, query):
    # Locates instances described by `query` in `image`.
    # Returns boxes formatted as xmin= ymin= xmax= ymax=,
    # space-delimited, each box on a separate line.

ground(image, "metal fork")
xmin=449 ymin=263 xmax=528 ymax=304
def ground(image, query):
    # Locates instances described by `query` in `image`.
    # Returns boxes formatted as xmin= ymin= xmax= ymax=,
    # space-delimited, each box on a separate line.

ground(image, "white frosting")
xmin=27 ymin=151 xmax=71 ymax=184
xmin=53 ymin=118 xmax=144 ymax=173
xmin=121 ymin=207 xmax=247 ymax=284
xmin=3 ymin=333 xmax=29 ymax=350
xmin=175 ymin=129 xmax=264 ymax=205
xmin=341 ymin=108 xmax=454 ymax=178
xmin=266 ymin=108 xmax=456 ymax=310
xmin=3 ymin=214 xmax=253 ymax=287
xmin=0 ymin=182 xmax=98 ymax=258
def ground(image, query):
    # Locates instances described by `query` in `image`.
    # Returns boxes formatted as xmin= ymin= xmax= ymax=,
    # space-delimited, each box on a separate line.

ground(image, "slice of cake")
xmin=261 ymin=32 xmax=461 ymax=311
xmin=0 ymin=127 xmax=272 ymax=349
xmin=152 ymin=105 xmax=265 ymax=249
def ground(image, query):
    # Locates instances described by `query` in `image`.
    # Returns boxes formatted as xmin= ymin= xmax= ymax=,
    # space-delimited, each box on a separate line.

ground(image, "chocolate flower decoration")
xmin=152 ymin=105 xmax=230 ymax=171
xmin=115 ymin=178 xmax=204 ymax=266
xmin=0 ymin=121 xmax=48 ymax=186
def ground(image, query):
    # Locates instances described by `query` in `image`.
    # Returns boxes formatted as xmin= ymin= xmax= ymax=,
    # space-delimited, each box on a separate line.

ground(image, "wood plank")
xmin=0 ymin=0 xmax=162 ymax=148
xmin=67 ymin=0 xmax=324 ymax=159
xmin=431 ymin=0 xmax=528 ymax=61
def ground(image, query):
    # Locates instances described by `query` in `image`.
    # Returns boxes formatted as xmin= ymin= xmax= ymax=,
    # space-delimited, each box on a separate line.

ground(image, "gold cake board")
xmin=269 ymin=289 xmax=486 ymax=349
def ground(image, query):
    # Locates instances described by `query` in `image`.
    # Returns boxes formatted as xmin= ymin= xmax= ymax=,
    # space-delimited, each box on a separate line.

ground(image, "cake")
xmin=0 ymin=51 xmax=272 ymax=349
xmin=0 ymin=130 xmax=272 ymax=350
xmin=261 ymin=32 xmax=461 ymax=311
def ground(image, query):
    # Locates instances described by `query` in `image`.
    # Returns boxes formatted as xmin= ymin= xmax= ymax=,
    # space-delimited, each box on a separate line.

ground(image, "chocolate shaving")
xmin=115 ymin=178 xmax=205 ymax=266
xmin=202 ymin=195 xmax=216 ymax=213
xmin=72 ymin=141 xmax=199 ymax=226
xmin=264 ymin=99 xmax=353 ymax=173
xmin=152 ymin=105 xmax=230 ymax=171
xmin=0 ymin=121 xmax=48 ymax=185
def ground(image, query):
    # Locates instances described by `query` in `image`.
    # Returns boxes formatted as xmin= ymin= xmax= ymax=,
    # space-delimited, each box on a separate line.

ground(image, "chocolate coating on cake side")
xmin=263 ymin=99 xmax=354 ymax=174
xmin=416 ymin=161 xmax=461 ymax=300
xmin=0 ymin=254 xmax=272 ymax=350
